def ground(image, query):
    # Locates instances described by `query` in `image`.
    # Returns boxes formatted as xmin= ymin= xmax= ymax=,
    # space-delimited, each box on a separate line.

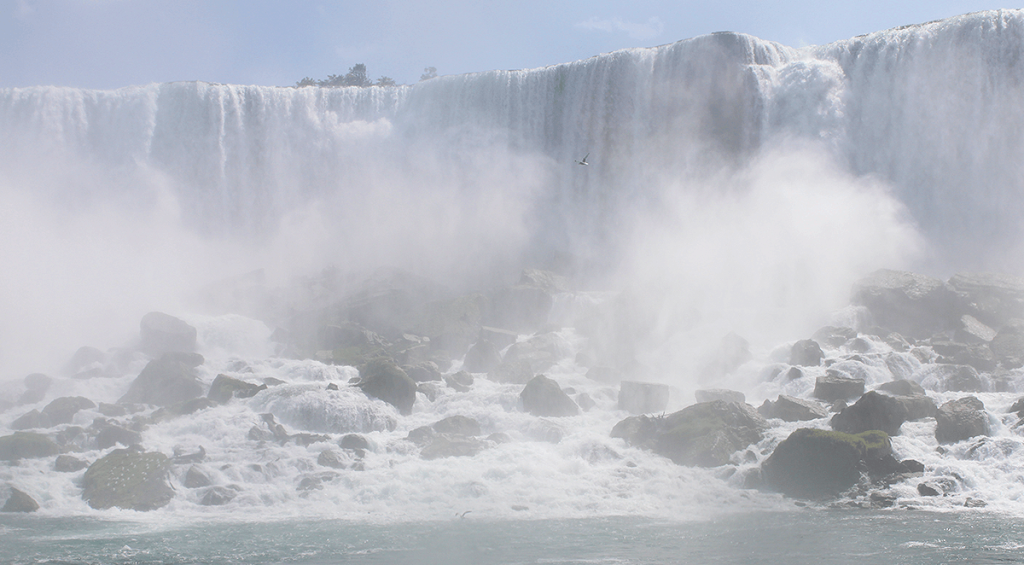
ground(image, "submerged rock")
xmin=82 ymin=448 xmax=174 ymax=511
xmin=520 ymin=375 xmax=579 ymax=417
xmin=831 ymin=391 xmax=912 ymax=436
xmin=611 ymin=401 xmax=767 ymax=467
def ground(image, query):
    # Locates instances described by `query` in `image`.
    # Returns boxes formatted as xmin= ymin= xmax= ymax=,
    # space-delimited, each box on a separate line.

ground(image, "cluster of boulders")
xmin=3 ymin=266 xmax=1024 ymax=513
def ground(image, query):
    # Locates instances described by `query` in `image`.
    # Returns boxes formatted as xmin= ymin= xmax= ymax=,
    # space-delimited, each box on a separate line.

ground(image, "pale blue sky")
xmin=0 ymin=0 xmax=1004 ymax=89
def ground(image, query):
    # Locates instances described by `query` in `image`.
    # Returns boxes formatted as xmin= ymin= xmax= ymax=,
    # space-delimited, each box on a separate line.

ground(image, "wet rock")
xmin=830 ymin=391 xmax=910 ymax=435
xmin=990 ymin=320 xmax=1024 ymax=368
xmin=922 ymin=364 xmax=984 ymax=392
xmin=340 ymin=434 xmax=370 ymax=451
xmin=488 ymin=357 xmax=533 ymax=384
xmin=317 ymin=450 xmax=346 ymax=469
xmin=41 ymin=396 xmax=96 ymax=425
xmin=11 ymin=409 xmax=50 ymax=430
xmin=612 ymin=401 xmax=768 ymax=467
xmin=813 ymin=374 xmax=865 ymax=402
xmin=812 ymin=326 xmax=858 ymax=348
xmin=463 ymin=339 xmax=502 ymax=373
xmin=432 ymin=415 xmax=481 ymax=436
xmin=139 ymin=311 xmax=197 ymax=355
xmin=64 ymin=346 xmax=107 ymax=376
xmin=0 ymin=432 xmax=60 ymax=461
xmin=402 ymin=361 xmax=442 ymax=383
xmin=479 ymin=326 xmax=518 ymax=350
xmin=851 ymin=269 xmax=957 ymax=338
xmin=935 ymin=396 xmax=989 ymax=444
xmin=520 ymin=375 xmax=579 ymax=417
xmin=876 ymin=379 xmax=926 ymax=396
xmin=956 ymin=315 xmax=997 ymax=344
xmin=695 ymin=389 xmax=745 ymax=404
xmin=947 ymin=272 xmax=1024 ymax=329
xmin=82 ymin=448 xmax=174 ymax=511
xmin=97 ymin=403 xmax=128 ymax=417
xmin=18 ymin=373 xmax=52 ymax=405
xmin=790 ymin=339 xmax=824 ymax=366
xmin=356 ymin=358 xmax=417 ymax=415
xmin=445 ymin=371 xmax=474 ymax=392
xmin=411 ymin=293 xmax=486 ymax=357
xmin=576 ymin=392 xmax=596 ymax=412
xmin=54 ymin=454 xmax=89 ymax=472
xmin=200 ymin=486 xmax=236 ymax=506
xmin=762 ymin=428 xmax=892 ymax=499
xmin=964 ymin=497 xmax=988 ymax=508
xmin=118 ymin=353 xmax=204 ymax=406
xmin=208 ymin=374 xmax=267 ymax=404
xmin=503 ymin=333 xmax=571 ymax=374
xmin=94 ymin=424 xmax=143 ymax=450
xmin=487 ymin=269 xmax=565 ymax=332
xmin=917 ymin=482 xmax=941 ymax=496
xmin=183 ymin=466 xmax=212 ymax=488
xmin=757 ymin=395 xmax=828 ymax=422
xmin=420 ymin=435 xmax=486 ymax=459
xmin=618 ymin=381 xmax=671 ymax=414
xmin=2 ymin=487 xmax=39 ymax=513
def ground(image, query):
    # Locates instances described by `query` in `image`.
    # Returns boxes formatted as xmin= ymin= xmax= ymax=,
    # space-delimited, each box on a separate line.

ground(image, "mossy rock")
xmin=0 ymin=432 xmax=60 ymax=461
xmin=81 ymin=448 xmax=174 ymax=510
xmin=762 ymin=428 xmax=892 ymax=499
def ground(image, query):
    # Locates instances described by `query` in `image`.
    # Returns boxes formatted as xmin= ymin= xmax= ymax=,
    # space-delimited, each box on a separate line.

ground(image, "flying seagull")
xmin=575 ymin=153 xmax=589 ymax=166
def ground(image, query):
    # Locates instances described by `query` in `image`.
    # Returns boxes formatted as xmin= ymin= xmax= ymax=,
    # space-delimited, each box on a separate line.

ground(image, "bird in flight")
xmin=575 ymin=153 xmax=589 ymax=166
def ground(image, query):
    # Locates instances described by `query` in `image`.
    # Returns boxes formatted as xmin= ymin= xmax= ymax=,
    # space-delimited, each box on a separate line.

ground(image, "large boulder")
xmin=935 ymin=396 xmax=989 ymax=444
xmin=851 ymin=269 xmax=957 ymax=338
xmin=488 ymin=357 xmax=534 ymax=384
xmin=18 ymin=373 xmax=52 ymax=404
xmin=2 ymin=487 xmax=39 ymax=512
xmin=11 ymin=410 xmax=51 ymax=430
xmin=81 ymin=448 xmax=174 ymax=511
xmin=118 ymin=353 xmax=204 ymax=406
xmin=876 ymin=379 xmax=926 ymax=396
xmin=520 ymin=375 xmax=579 ymax=417
xmin=0 ymin=432 xmax=60 ymax=461
xmin=463 ymin=339 xmax=502 ymax=373
xmin=757 ymin=395 xmax=828 ymax=422
xmin=947 ymin=272 xmax=1024 ymax=329
xmin=830 ymin=391 xmax=910 ymax=435
xmin=139 ymin=312 xmax=197 ymax=355
xmin=356 ymin=358 xmax=417 ymax=415
xmin=990 ymin=320 xmax=1024 ymax=368
xmin=762 ymin=428 xmax=892 ymax=499
xmin=502 ymin=333 xmax=571 ymax=374
xmin=611 ymin=401 xmax=767 ymax=467
xmin=41 ymin=396 xmax=96 ymax=425
xmin=207 ymin=375 xmax=267 ymax=404
xmin=813 ymin=374 xmax=865 ymax=402
xmin=790 ymin=339 xmax=825 ymax=366
xmin=618 ymin=381 xmax=671 ymax=414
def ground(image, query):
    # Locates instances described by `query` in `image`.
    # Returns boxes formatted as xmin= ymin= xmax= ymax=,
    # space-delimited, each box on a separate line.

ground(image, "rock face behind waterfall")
xmin=611 ymin=401 xmax=767 ymax=467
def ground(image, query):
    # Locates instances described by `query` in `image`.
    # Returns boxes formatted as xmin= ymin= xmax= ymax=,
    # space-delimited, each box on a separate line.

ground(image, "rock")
xmin=1010 ymin=397 xmax=1024 ymax=415
xmin=183 ymin=466 xmax=212 ymax=488
xmin=41 ymin=396 xmax=96 ymax=425
xmin=488 ymin=270 xmax=561 ymax=332
xmin=411 ymin=293 xmax=486 ymax=356
xmin=420 ymin=435 xmax=486 ymax=459
xmin=502 ymin=333 xmax=571 ymax=374
xmin=813 ymin=374 xmax=865 ymax=402
xmin=488 ymin=357 xmax=534 ymax=384
xmin=699 ymin=332 xmax=752 ymax=381
xmin=876 ymin=379 xmax=926 ymax=396
xmin=520 ymin=375 xmax=579 ymax=417
xmin=82 ymin=448 xmax=174 ymax=511
xmin=402 ymin=361 xmax=442 ymax=383
xmin=0 ymin=432 xmax=60 ymax=461
xmin=2 ymin=487 xmax=39 ymax=512
xmin=851 ymin=269 xmax=957 ymax=338
xmin=11 ymin=409 xmax=51 ymax=430
xmin=964 ymin=497 xmax=988 ymax=508
xmin=990 ymin=320 xmax=1024 ymax=367
xmin=432 ymin=415 xmax=481 ymax=436
xmin=812 ymin=326 xmax=858 ymax=348
xmin=356 ymin=358 xmax=417 ymax=415
xmin=340 ymin=434 xmax=370 ymax=451
xmin=479 ymin=326 xmax=518 ymax=350
xmin=97 ymin=403 xmax=128 ymax=417
xmin=576 ymin=392 xmax=596 ymax=412
xmin=947 ymin=272 xmax=1024 ymax=329
xmin=830 ymin=391 xmax=910 ymax=435
xmin=612 ymin=401 xmax=768 ymax=467
xmin=695 ymin=389 xmax=745 ymax=404
xmin=64 ymin=346 xmax=107 ymax=376
xmin=317 ymin=450 xmax=346 ymax=469
xmin=920 ymin=364 xmax=985 ymax=392
xmin=956 ymin=315 xmax=997 ymax=344
xmin=445 ymin=371 xmax=474 ymax=392
xmin=139 ymin=311 xmax=197 ymax=355
xmin=207 ymin=374 xmax=267 ymax=404
xmin=200 ymin=486 xmax=236 ymax=506
xmin=18 ymin=373 xmax=52 ymax=404
xmin=463 ymin=339 xmax=502 ymax=373
xmin=938 ymin=344 xmax=997 ymax=372
xmin=118 ymin=353 xmax=204 ymax=406
xmin=762 ymin=428 xmax=892 ymax=499
xmin=790 ymin=340 xmax=824 ymax=366
xmin=94 ymin=425 xmax=143 ymax=449
xmin=935 ymin=396 xmax=989 ymax=444
xmin=55 ymin=454 xmax=89 ymax=472
xmin=618 ymin=381 xmax=671 ymax=414
xmin=757 ymin=395 xmax=828 ymax=422
xmin=917 ymin=482 xmax=942 ymax=496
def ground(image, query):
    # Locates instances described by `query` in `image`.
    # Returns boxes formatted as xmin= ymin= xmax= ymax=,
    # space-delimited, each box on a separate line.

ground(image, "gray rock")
xmin=876 ymin=379 xmax=926 ymax=396
xmin=935 ymin=396 xmax=989 ymax=444
xmin=762 ymin=428 xmax=892 ymax=499
xmin=2 ymin=487 xmax=39 ymax=513
xmin=18 ymin=373 xmax=51 ymax=404
xmin=140 ymin=312 xmax=197 ymax=355
xmin=95 ymin=425 xmax=142 ymax=450
xmin=790 ymin=340 xmax=825 ymax=366
xmin=356 ymin=358 xmax=417 ymax=415
xmin=813 ymin=374 xmax=865 ymax=402
xmin=851 ymin=269 xmax=957 ymax=338
xmin=420 ymin=435 xmax=486 ymax=459
xmin=11 ymin=409 xmax=50 ymax=430
xmin=520 ymin=375 xmax=579 ymax=417
xmin=54 ymin=454 xmax=88 ymax=472
xmin=183 ymin=466 xmax=212 ymax=488
xmin=695 ymin=389 xmax=745 ymax=404
xmin=479 ymin=326 xmax=519 ymax=350
xmin=757 ymin=395 xmax=828 ymax=422
xmin=487 ymin=269 xmax=564 ymax=332
xmin=618 ymin=381 xmax=671 ymax=414
xmin=41 ymin=396 xmax=96 ymax=425
xmin=200 ymin=486 xmax=236 ymax=506
xmin=317 ymin=450 xmax=346 ymax=469
xmin=611 ymin=401 xmax=767 ymax=467
xmin=432 ymin=415 xmax=481 ymax=436
xmin=990 ymin=320 xmax=1024 ymax=368
xmin=503 ymin=333 xmax=570 ymax=374
xmin=463 ymin=340 xmax=502 ymax=373
xmin=956 ymin=315 xmax=997 ymax=344
xmin=445 ymin=371 xmax=474 ymax=392
xmin=402 ymin=361 xmax=442 ymax=383
xmin=488 ymin=357 xmax=533 ymax=384
xmin=118 ymin=353 xmax=204 ymax=406
xmin=340 ymin=434 xmax=370 ymax=451
xmin=207 ymin=374 xmax=266 ymax=404
xmin=830 ymin=391 xmax=910 ymax=435
xmin=64 ymin=346 xmax=107 ymax=376
xmin=812 ymin=326 xmax=858 ymax=348
xmin=0 ymin=432 xmax=60 ymax=461
xmin=947 ymin=272 xmax=1024 ymax=329
xmin=82 ymin=448 xmax=174 ymax=511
